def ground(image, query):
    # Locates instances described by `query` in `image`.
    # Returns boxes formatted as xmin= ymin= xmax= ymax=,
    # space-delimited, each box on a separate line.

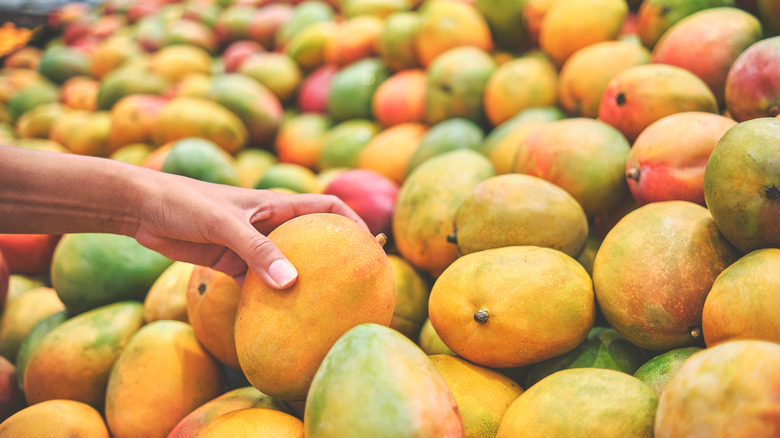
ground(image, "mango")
xmin=371 ymin=68 xmax=427 ymax=127
xmin=14 ymin=310 xmax=68 ymax=393
xmin=538 ymin=0 xmax=628 ymax=67
xmin=376 ymin=12 xmax=421 ymax=72
xmin=169 ymin=386 xmax=292 ymax=438
xmin=161 ymin=137 xmax=241 ymax=186
xmin=107 ymin=94 xmax=167 ymax=151
xmin=497 ymin=368 xmax=658 ymax=438
xmin=275 ymin=0 xmax=335 ymax=50
xmin=358 ymin=122 xmax=427 ymax=185
xmin=105 ymin=320 xmax=225 ymax=438
xmin=319 ymin=119 xmax=380 ymax=171
xmin=703 ymin=117 xmax=780 ymax=253
xmin=525 ymin=326 xmax=648 ymax=387
xmin=149 ymin=44 xmax=213 ymax=83
xmin=196 ymin=408 xmax=304 ymax=437
xmin=702 ymin=248 xmax=780 ymax=346
xmin=327 ymin=58 xmax=390 ymax=123
xmin=284 ymin=21 xmax=339 ymax=72
xmin=388 ymin=254 xmax=430 ymax=340
xmin=15 ymin=101 xmax=69 ymax=139
xmin=37 ymin=45 xmax=91 ymax=85
xmin=513 ymin=117 xmax=631 ymax=217
xmin=405 ymin=117 xmax=484 ymax=176
xmin=724 ymin=36 xmax=780 ymax=121
xmin=483 ymin=54 xmax=558 ymax=127
xmin=429 ymin=246 xmax=595 ymax=369
xmin=254 ymin=162 xmax=321 ymax=193
xmin=558 ymin=40 xmax=650 ymax=118
xmin=0 ymin=355 xmax=24 ymax=422
xmin=626 ymin=111 xmax=736 ymax=206
xmin=324 ymin=15 xmax=383 ymax=67
xmin=425 ymin=46 xmax=496 ymax=126
xmin=430 ymin=354 xmax=524 ymax=438
xmin=23 ymin=301 xmax=145 ymax=408
xmin=655 ymin=340 xmax=780 ymax=437
xmin=478 ymin=106 xmax=565 ymax=174
xmin=636 ymin=0 xmax=735 ymax=48
xmin=450 ymin=173 xmax=588 ymax=258
xmin=51 ymin=233 xmax=173 ymax=314
xmin=206 ymin=73 xmax=283 ymax=150
xmin=413 ymin=0 xmax=493 ymax=67
xmin=0 ymin=287 xmax=65 ymax=363
xmin=474 ymin=0 xmax=532 ymax=51
xmin=0 ymin=399 xmax=110 ymax=437
xmin=304 ymin=323 xmax=465 ymax=437
xmin=393 ymin=149 xmax=495 ymax=277
xmin=274 ymin=112 xmax=331 ymax=171
xmin=234 ymin=213 xmax=395 ymax=401
xmin=239 ymin=52 xmax=302 ymax=104
xmin=142 ymin=260 xmax=193 ymax=323
xmin=186 ymin=265 xmax=241 ymax=369
xmin=598 ymin=63 xmax=718 ymax=143
xmin=633 ymin=346 xmax=702 ymax=396
xmin=96 ymin=64 xmax=169 ymax=111
xmin=592 ymin=201 xmax=742 ymax=351
xmin=651 ymin=7 xmax=762 ymax=108
xmin=153 ymin=95 xmax=248 ymax=154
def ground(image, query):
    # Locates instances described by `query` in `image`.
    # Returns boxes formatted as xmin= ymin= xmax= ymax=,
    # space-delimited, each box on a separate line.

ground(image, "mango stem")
xmin=474 ymin=307 xmax=489 ymax=324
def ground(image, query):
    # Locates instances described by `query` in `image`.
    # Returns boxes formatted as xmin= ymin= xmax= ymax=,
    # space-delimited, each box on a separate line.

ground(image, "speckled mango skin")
xmin=703 ymin=117 xmax=780 ymax=253
xmin=235 ymin=213 xmax=395 ymax=401
xmin=655 ymin=340 xmax=780 ymax=437
xmin=23 ymin=301 xmax=145 ymax=409
xmin=592 ymin=201 xmax=742 ymax=351
xmin=304 ymin=323 xmax=465 ymax=438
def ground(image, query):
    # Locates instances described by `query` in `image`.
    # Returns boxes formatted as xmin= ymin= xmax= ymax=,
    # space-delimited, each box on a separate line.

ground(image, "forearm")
xmin=0 ymin=145 xmax=154 ymax=236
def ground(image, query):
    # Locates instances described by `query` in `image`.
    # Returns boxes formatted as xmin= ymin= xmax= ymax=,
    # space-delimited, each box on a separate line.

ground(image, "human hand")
xmin=133 ymin=174 xmax=369 ymax=289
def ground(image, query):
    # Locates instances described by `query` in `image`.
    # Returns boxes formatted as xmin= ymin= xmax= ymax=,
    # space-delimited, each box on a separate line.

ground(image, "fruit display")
xmin=1 ymin=0 xmax=780 ymax=435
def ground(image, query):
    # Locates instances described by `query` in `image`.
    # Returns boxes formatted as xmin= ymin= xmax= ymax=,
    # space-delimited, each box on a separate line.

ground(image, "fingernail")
xmin=269 ymin=259 xmax=298 ymax=289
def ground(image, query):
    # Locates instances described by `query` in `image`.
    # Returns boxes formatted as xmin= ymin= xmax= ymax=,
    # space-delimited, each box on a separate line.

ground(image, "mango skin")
xmin=168 ymin=386 xmax=292 ymax=438
xmin=235 ymin=213 xmax=395 ymax=401
xmin=724 ymin=36 xmax=780 ymax=121
xmin=452 ymin=173 xmax=589 ymax=258
xmin=703 ymin=117 xmax=780 ymax=253
xmin=429 ymin=246 xmax=596 ymax=368
xmin=650 ymin=7 xmax=763 ymax=108
xmin=633 ymin=346 xmax=702 ymax=396
xmin=23 ymin=301 xmax=145 ymax=409
xmin=655 ymin=340 xmax=780 ymax=437
xmin=592 ymin=201 xmax=742 ymax=351
xmin=0 ymin=399 xmax=110 ymax=438
xmin=304 ymin=323 xmax=465 ymax=438
xmin=393 ymin=149 xmax=495 ymax=278
xmin=105 ymin=320 xmax=225 ymax=438
xmin=625 ymin=111 xmax=736 ymax=206
xmin=702 ymin=248 xmax=780 ymax=347
xmin=598 ymin=63 xmax=719 ymax=143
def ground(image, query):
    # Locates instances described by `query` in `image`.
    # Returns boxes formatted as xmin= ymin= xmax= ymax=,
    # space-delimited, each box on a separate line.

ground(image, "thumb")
xmin=234 ymin=228 xmax=298 ymax=290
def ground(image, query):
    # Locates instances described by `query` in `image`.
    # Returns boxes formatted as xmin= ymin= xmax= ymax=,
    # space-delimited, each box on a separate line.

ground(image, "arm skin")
xmin=0 ymin=144 xmax=368 ymax=289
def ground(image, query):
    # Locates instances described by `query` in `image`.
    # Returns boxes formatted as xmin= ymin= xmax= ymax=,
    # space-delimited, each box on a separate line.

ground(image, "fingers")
xmin=229 ymin=225 xmax=298 ymax=290
xmin=286 ymin=193 xmax=369 ymax=231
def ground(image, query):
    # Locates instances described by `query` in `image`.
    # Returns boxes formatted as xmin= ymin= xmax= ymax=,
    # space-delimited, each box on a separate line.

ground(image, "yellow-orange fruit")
xmin=234 ymin=212 xmax=395 ymax=401
xmin=429 ymin=245 xmax=596 ymax=368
